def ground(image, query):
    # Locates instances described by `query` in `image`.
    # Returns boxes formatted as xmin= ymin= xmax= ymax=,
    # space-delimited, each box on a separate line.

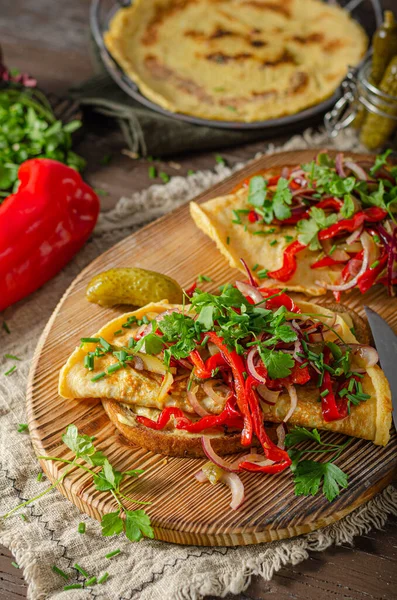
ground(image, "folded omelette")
xmin=59 ymin=300 xmax=391 ymax=447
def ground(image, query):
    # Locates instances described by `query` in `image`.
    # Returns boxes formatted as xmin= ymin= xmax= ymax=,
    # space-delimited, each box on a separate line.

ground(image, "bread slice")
xmin=101 ymin=304 xmax=372 ymax=458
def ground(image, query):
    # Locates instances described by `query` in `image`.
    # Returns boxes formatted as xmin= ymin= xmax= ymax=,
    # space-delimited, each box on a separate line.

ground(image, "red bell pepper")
xmin=258 ymin=287 xmax=301 ymax=313
xmin=310 ymin=256 xmax=346 ymax=269
xmin=248 ymin=210 xmax=259 ymax=223
xmin=320 ymin=349 xmax=348 ymax=422
xmin=136 ymin=396 xmax=244 ymax=432
xmin=318 ymin=207 xmax=388 ymax=241
xmin=315 ymin=197 xmax=343 ymax=211
xmin=357 ymin=248 xmax=388 ymax=293
xmin=267 ymin=240 xmax=306 ymax=282
xmin=0 ymin=159 xmax=99 ymax=311
xmin=185 ymin=281 xmax=197 ymax=298
xmin=189 ymin=350 xmax=227 ymax=379
xmin=240 ymin=376 xmax=291 ymax=472
xmin=206 ymin=332 xmax=253 ymax=446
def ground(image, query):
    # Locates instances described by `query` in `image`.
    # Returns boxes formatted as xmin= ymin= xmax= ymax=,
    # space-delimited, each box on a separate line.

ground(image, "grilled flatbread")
xmin=104 ymin=0 xmax=367 ymax=123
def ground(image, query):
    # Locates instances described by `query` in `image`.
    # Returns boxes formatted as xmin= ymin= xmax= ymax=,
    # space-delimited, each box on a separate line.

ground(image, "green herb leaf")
xmin=125 ymin=510 xmax=154 ymax=542
xmin=258 ymin=348 xmax=294 ymax=379
xmin=248 ymin=175 xmax=267 ymax=208
xmin=93 ymin=459 xmax=123 ymax=491
xmin=17 ymin=423 xmax=29 ymax=433
xmin=101 ymin=511 xmax=124 ymax=537
xmin=285 ymin=426 xmax=322 ymax=447
xmin=369 ymin=149 xmax=392 ymax=176
xmin=293 ymin=460 xmax=348 ymax=502
xmin=297 ymin=207 xmax=337 ymax=250
xmin=340 ymin=194 xmax=354 ymax=218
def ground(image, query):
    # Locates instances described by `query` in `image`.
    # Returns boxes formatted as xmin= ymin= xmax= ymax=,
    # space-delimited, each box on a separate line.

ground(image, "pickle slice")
xmin=86 ymin=267 xmax=183 ymax=307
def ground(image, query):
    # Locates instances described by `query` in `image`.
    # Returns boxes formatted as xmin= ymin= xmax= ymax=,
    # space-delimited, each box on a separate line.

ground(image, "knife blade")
xmin=364 ymin=306 xmax=397 ymax=431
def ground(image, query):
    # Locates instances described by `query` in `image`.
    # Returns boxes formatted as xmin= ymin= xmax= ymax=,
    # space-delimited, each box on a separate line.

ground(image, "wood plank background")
xmin=1 ymin=0 xmax=396 ymax=598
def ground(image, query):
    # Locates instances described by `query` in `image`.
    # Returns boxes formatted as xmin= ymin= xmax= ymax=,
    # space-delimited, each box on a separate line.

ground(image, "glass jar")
xmin=325 ymin=55 xmax=397 ymax=150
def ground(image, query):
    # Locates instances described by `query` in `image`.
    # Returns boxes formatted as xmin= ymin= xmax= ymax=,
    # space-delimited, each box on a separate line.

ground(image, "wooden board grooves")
xmin=27 ymin=150 xmax=397 ymax=547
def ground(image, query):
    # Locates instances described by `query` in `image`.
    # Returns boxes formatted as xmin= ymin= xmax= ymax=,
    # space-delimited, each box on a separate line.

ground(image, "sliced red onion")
xmin=290 ymin=205 xmax=309 ymax=217
xmin=321 ymin=239 xmax=350 ymax=262
xmin=220 ymin=472 xmax=245 ymax=510
xmin=201 ymin=437 xmax=240 ymax=472
xmin=347 ymin=344 xmax=379 ymax=368
xmin=346 ymin=224 xmax=364 ymax=245
xmin=348 ymin=258 xmax=363 ymax=278
xmin=276 ymin=423 xmax=286 ymax=449
xmin=236 ymin=280 xmax=263 ymax=303
xmin=387 ymin=226 xmax=397 ymax=296
xmin=257 ymin=384 xmax=280 ymax=404
xmin=239 ymin=258 xmax=258 ymax=287
xmin=281 ymin=166 xmax=290 ymax=179
xmin=283 ymin=385 xmax=298 ymax=423
xmin=208 ymin=342 xmax=220 ymax=356
xmin=246 ymin=347 xmax=267 ymax=384
xmin=322 ymin=231 xmax=372 ymax=291
xmin=133 ymin=356 xmax=144 ymax=371
xmin=335 ymin=153 xmax=346 ymax=178
xmin=194 ymin=470 xmax=208 ymax=483
xmin=202 ymin=380 xmax=230 ymax=405
xmin=188 ymin=389 xmax=210 ymax=417
xmin=176 ymin=358 xmax=193 ymax=370
xmin=344 ymin=160 xmax=367 ymax=181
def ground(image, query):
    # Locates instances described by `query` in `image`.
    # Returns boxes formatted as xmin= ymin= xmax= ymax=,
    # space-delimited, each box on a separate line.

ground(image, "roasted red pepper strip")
xmin=258 ymin=361 xmax=310 ymax=390
xmin=321 ymin=349 xmax=348 ymax=422
xmin=206 ymin=332 xmax=253 ymax=446
xmin=258 ymin=287 xmax=301 ymax=313
xmin=241 ymin=376 xmax=291 ymax=471
xmin=311 ymin=256 xmax=345 ymax=269
xmin=315 ymin=197 xmax=343 ymax=211
xmin=189 ymin=350 xmax=228 ymax=379
xmin=357 ymin=248 xmax=388 ymax=293
xmin=267 ymin=240 xmax=307 ymax=282
xmin=318 ymin=207 xmax=388 ymax=241
xmin=185 ymin=281 xmax=197 ymax=297
xmin=0 ymin=158 xmax=99 ymax=311
xmin=136 ymin=397 xmax=244 ymax=432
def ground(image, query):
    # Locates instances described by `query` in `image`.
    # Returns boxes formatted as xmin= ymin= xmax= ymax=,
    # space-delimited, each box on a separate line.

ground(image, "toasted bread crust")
xmin=102 ymin=399 xmax=245 ymax=457
xmin=101 ymin=303 xmax=372 ymax=457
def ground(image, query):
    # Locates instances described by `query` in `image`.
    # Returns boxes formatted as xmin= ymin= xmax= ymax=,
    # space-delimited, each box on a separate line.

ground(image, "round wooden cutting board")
xmin=26 ymin=150 xmax=397 ymax=547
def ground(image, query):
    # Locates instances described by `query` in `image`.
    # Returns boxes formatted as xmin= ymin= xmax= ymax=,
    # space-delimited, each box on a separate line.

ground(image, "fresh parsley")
xmin=2 ymin=425 xmax=153 ymax=542
xmin=297 ymin=207 xmax=337 ymax=250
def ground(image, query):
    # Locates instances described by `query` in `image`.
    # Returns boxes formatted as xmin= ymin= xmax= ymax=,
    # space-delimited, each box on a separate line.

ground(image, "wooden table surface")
xmin=1 ymin=1 xmax=396 ymax=599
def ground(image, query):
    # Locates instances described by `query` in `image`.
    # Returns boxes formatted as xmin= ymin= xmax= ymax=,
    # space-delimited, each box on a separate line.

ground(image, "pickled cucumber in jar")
xmin=86 ymin=267 xmax=183 ymax=307
xmin=360 ymin=56 xmax=397 ymax=150
xmin=371 ymin=11 xmax=397 ymax=85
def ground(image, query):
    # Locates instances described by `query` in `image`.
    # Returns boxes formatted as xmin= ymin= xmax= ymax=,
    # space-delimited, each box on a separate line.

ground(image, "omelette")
xmin=59 ymin=296 xmax=392 ymax=450
xmin=104 ymin=0 xmax=367 ymax=123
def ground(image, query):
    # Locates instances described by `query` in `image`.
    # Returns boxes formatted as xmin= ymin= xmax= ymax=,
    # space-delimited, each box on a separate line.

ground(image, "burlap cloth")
xmin=1 ymin=128 xmax=396 ymax=600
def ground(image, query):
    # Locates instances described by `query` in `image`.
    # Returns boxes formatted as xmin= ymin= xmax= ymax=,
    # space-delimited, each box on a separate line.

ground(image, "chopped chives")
xmin=187 ymin=169 xmax=195 ymax=175
xmin=113 ymin=329 xmax=123 ymax=336
xmin=74 ymin=563 xmax=89 ymax=578
xmin=370 ymin=260 xmax=380 ymax=269
xmin=320 ymin=389 xmax=329 ymax=397
xmin=148 ymin=166 xmax=157 ymax=179
xmin=348 ymin=378 xmax=355 ymax=392
xmin=232 ymin=210 xmax=242 ymax=224
xmin=36 ymin=472 xmax=43 ymax=482
xmin=105 ymin=549 xmax=121 ymax=559
xmin=5 ymin=365 xmax=16 ymax=376
xmin=284 ymin=235 xmax=293 ymax=243
xmin=11 ymin=562 xmax=19 ymax=569
xmin=2 ymin=321 xmax=10 ymax=334
xmin=64 ymin=584 xmax=82 ymax=590
xmin=52 ymin=565 xmax=69 ymax=580
xmin=84 ymin=354 xmax=94 ymax=371
xmin=329 ymin=244 xmax=336 ymax=255
xmin=159 ymin=171 xmax=170 ymax=183
xmin=107 ymin=363 xmax=123 ymax=374
xmin=17 ymin=423 xmax=29 ymax=433
xmin=200 ymin=335 xmax=209 ymax=347
xmin=81 ymin=337 xmax=100 ymax=344
xmin=128 ymin=337 xmax=135 ymax=348
xmin=299 ymin=362 xmax=309 ymax=368
xmin=78 ymin=522 xmax=86 ymax=534
xmin=215 ymin=154 xmax=225 ymax=165
xmin=258 ymin=269 xmax=269 ymax=279
xmin=98 ymin=572 xmax=109 ymax=584
xmin=4 ymin=354 xmax=21 ymax=360
xmin=373 ymin=234 xmax=380 ymax=243
xmin=269 ymin=239 xmax=278 ymax=246
xmin=99 ymin=337 xmax=112 ymax=352
xmin=86 ymin=576 xmax=97 ymax=586
xmin=252 ymin=263 xmax=259 ymax=271
xmin=19 ymin=514 xmax=27 ymax=521
xmin=91 ymin=372 xmax=106 ymax=382
xmin=226 ymin=236 xmax=230 ymax=245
